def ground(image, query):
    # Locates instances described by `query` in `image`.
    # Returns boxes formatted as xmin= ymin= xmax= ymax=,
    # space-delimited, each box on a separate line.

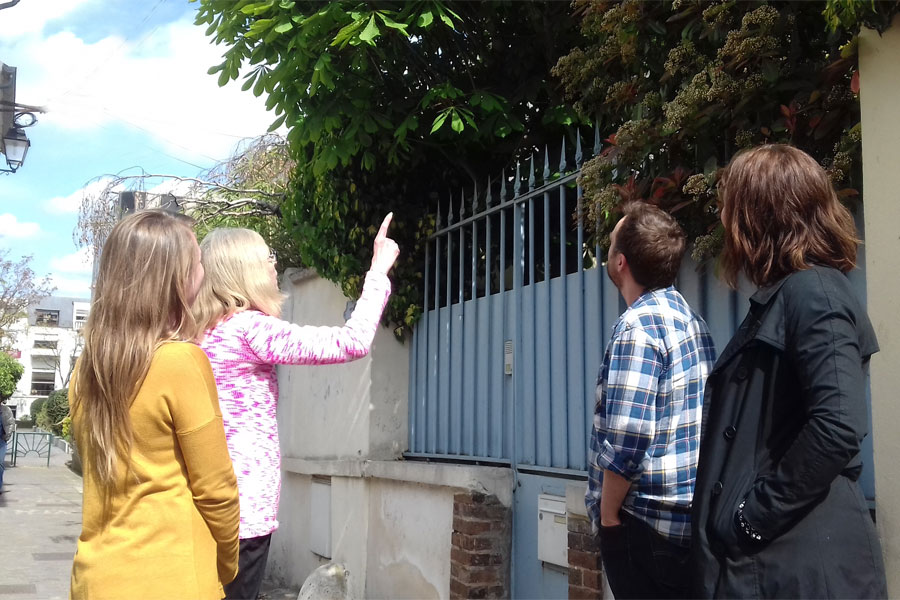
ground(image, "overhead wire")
xmin=47 ymin=0 xmax=169 ymax=105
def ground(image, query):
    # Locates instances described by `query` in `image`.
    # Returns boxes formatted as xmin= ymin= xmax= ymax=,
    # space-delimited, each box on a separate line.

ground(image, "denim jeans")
xmin=599 ymin=510 xmax=691 ymax=600
xmin=0 ymin=438 xmax=7 ymax=488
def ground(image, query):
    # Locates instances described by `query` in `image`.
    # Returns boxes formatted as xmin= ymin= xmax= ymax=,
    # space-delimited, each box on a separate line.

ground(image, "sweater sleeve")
xmin=166 ymin=344 xmax=240 ymax=585
xmin=1 ymin=405 xmax=14 ymax=442
xmin=244 ymin=270 xmax=391 ymax=366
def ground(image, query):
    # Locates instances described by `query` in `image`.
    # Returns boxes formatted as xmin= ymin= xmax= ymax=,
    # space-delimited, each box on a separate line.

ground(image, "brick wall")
xmin=450 ymin=491 xmax=511 ymax=599
xmin=567 ymin=512 xmax=604 ymax=599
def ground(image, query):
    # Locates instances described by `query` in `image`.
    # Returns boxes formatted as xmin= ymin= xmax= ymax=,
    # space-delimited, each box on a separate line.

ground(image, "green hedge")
xmin=44 ymin=388 xmax=69 ymax=438
xmin=29 ymin=397 xmax=47 ymax=420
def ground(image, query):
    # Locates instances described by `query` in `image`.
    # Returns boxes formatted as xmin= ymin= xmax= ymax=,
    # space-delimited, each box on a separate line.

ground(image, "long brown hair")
xmin=718 ymin=144 xmax=859 ymax=288
xmin=72 ymin=210 xmax=198 ymax=487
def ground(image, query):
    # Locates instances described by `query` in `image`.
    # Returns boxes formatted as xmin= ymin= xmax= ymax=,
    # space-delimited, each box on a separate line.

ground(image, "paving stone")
xmin=1 ymin=451 xmax=82 ymax=598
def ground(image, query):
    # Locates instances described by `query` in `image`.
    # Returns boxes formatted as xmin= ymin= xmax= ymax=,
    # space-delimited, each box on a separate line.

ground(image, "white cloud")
xmin=0 ymin=0 xmax=93 ymax=39
xmin=0 ymin=213 xmax=41 ymax=239
xmin=50 ymin=247 xmax=94 ymax=275
xmin=49 ymin=274 xmax=92 ymax=297
xmin=44 ymin=177 xmax=118 ymax=215
xmin=7 ymin=19 xmax=279 ymax=164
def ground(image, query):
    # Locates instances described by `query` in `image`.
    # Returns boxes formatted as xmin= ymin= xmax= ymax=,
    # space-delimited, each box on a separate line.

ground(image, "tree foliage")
xmin=0 ymin=251 xmax=54 ymax=348
xmin=75 ymin=134 xmax=302 ymax=269
xmin=0 ymin=351 xmax=24 ymax=400
xmin=194 ymin=0 xmax=582 ymax=333
xmin=40 ymin=387 xmax=69 ymax=437
xmin=553 ymin=0 xmax=897 ymax=259
xmin=823 ymin=0 xmax=900 ymax=33
xmin=29 ymin=396 xmax=47 ymax=419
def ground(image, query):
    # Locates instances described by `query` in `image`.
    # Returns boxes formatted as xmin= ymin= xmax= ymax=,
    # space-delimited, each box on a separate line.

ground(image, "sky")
xmin=0 ymin=0 xmax=278 ymax=298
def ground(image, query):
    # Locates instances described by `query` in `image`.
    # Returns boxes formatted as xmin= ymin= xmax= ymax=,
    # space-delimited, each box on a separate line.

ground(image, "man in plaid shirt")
xmin=586 ymin=202 xmax=716 ymax=599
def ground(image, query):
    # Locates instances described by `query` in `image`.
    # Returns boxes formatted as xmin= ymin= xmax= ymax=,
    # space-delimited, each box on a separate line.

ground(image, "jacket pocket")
xmin=709 ymin=470 xmax=756 ymax=557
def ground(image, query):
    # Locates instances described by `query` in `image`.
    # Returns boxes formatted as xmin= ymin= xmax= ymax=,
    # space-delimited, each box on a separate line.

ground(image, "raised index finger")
xmin=376 ymin=212 xmax=393 ymax=240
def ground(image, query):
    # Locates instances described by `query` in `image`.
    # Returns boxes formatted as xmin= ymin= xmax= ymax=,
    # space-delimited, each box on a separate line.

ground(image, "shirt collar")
xmin=749 ymin=275 xmax=790 ymax=306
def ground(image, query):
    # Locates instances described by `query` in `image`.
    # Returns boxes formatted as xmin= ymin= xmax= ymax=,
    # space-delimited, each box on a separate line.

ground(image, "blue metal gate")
xmin=407 ymin=127 xmax=874 ymax=597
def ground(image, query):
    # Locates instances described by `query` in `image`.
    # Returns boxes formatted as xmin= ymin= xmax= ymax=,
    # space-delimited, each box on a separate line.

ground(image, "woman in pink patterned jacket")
xmin=193 ymin=214 xmax=399 ymax=600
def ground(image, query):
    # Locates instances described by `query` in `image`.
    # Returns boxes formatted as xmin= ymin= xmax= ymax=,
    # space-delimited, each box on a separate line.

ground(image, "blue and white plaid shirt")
xmin=586 ymin=286 xmax=716 ymax=546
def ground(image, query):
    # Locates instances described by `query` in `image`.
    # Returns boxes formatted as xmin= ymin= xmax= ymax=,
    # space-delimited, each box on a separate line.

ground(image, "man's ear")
xmin=616 ymin=251 xmax=628 ymax=272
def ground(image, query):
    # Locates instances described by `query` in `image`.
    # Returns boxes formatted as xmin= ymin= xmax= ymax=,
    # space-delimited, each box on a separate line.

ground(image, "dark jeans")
xmin=599 ymin=511 xmax=691 ymax=600
xmin=224 ymin=534 xmax=272 ymax=600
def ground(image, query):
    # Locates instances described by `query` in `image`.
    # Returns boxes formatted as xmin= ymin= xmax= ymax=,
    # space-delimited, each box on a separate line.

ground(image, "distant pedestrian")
xmin=193 ymin=214 xmax=399 ymax=600
xmin=0 ymin=399 xmax=14 ymax=493
xmin=70 ymin=210 xmax=240 ymax=600
xmin=691 ymin=144 xmax=887 ymax=598
xmin=586 ymin=202 xmax=717 ymax=599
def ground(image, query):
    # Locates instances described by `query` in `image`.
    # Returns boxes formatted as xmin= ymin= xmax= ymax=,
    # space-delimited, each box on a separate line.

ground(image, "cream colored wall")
xmin=266 ymin=473 xmax=329 ymax=588
xmin=859 ymin=16 xmax=900 ymax=595
xmin=266 ymin=270 xmax=512 ymax=596
xmin=365 ymin=480 xmax=453 ymax=600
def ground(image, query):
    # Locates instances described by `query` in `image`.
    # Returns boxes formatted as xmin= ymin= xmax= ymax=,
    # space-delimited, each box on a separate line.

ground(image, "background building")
xmin=7 ymin=296 xmax=89 ymax=418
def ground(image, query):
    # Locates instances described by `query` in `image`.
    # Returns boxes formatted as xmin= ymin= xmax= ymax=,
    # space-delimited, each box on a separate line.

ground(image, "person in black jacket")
xmin=691 ymin=144 xmax=887 ymax=598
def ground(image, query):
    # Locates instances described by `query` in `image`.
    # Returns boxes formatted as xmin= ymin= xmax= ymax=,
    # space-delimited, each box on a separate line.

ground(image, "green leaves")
xmin=192 ymin=0 xmax=580 ymax=331
xmin=359 ymin=15 xmax=380 ymax=44
xmin=555 ymin=0 xmax=873 ymax=261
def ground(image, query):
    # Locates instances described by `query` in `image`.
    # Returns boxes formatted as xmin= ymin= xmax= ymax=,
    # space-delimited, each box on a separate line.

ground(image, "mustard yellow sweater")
xmin=70 ymin=342 xmax=240 ymax=600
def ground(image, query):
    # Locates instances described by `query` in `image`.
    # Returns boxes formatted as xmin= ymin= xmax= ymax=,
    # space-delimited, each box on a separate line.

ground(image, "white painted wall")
xmin=365 ymin=479 xmax=452 ymax=600
xmin=267 ymin=270 xmax=512 ymax=597
xmin=859 ymin=16 xmax=900 ymax=595
xmin=276 ymin=269 xmax=407 ymax=460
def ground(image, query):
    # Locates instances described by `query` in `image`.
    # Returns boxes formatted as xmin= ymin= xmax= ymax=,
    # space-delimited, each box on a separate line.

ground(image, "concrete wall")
xmin=267 ymin=270 xmax=512 ymax=597
xmin=859 ymin=16 xmax=900 ymax=595
xmin=366 ymin=479 xmax=452 ymax=600
xmin=276 ymin=269 xmax=407 ymax=461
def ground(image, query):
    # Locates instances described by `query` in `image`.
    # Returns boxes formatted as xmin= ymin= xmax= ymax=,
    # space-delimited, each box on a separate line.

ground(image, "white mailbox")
xmin=537 ymin=494 xmax=568 ymax=568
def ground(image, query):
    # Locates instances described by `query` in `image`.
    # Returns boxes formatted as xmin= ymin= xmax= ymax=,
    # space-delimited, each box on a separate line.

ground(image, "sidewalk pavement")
xmin=0 ymin=446 xmax=300 ymax=600
xmin=0 ymin=446 xmax=82 ymax=600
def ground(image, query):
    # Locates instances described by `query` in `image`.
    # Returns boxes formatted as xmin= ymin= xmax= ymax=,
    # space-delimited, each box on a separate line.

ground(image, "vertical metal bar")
xmin=575 ymin=128 xmax=583 ymax=168
xmin=528 ymin=154 xmax=536 ymax=192
xmin=543 ymin=145 xmax=551 ymax=184
xmin=446 ymin=232 xmax=452 ymax=309
xmin=431 ymin=201 xmax=442 ymax=454
xmin=471 ymin=196 xmax=478 ymax=301
xmin=434 ymin=202 xmax=441 ymax=312
xmin=514 ymin=161 xmax=522 ymax=198
xmin=408 ymin=309 xmax=418 ymax=450
xmin=444 ymin=194 xmax=453 ymax=453
xmin=559 ymin=161 xmax=569 ymax=466
xmin=529 ymin=196 xmax=536 ymax=287
xmin=543 ymin=191 xmax=550 ymax=281
xmin=512 ymin=194 xmax=525 ymax=479
xmin=481 ymin=176 xmax=492 ymax=455
xmin=486 ymin=176 xmax=494 ymax=296
xmin=459 ymin=211 xmax=465 ymax=304
xmin=418 ymin=239 xmax=431 ymax=452
xmin=575 ymin=178 xmax=588 ymax=467
xmin=500 ymin=208 xmax=507 ymax=295
xmin=559 ymin=178 xmax=567 ymax=277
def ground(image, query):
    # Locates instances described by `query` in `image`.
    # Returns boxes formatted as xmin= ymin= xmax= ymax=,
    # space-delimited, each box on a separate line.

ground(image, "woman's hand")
xmin=370 ymin=212 xmax=400 ymax=275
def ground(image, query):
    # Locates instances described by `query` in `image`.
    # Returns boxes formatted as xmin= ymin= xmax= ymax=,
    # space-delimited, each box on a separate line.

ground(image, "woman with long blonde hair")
xmin=194 ymin=214 xmax=398 ymax=600
xmin=70 ymin=210 xmax=239 ymax=600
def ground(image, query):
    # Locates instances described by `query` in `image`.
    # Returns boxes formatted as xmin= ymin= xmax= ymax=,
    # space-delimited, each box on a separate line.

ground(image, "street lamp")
xmin=1 ymin=126 xmax=28 ymax=172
